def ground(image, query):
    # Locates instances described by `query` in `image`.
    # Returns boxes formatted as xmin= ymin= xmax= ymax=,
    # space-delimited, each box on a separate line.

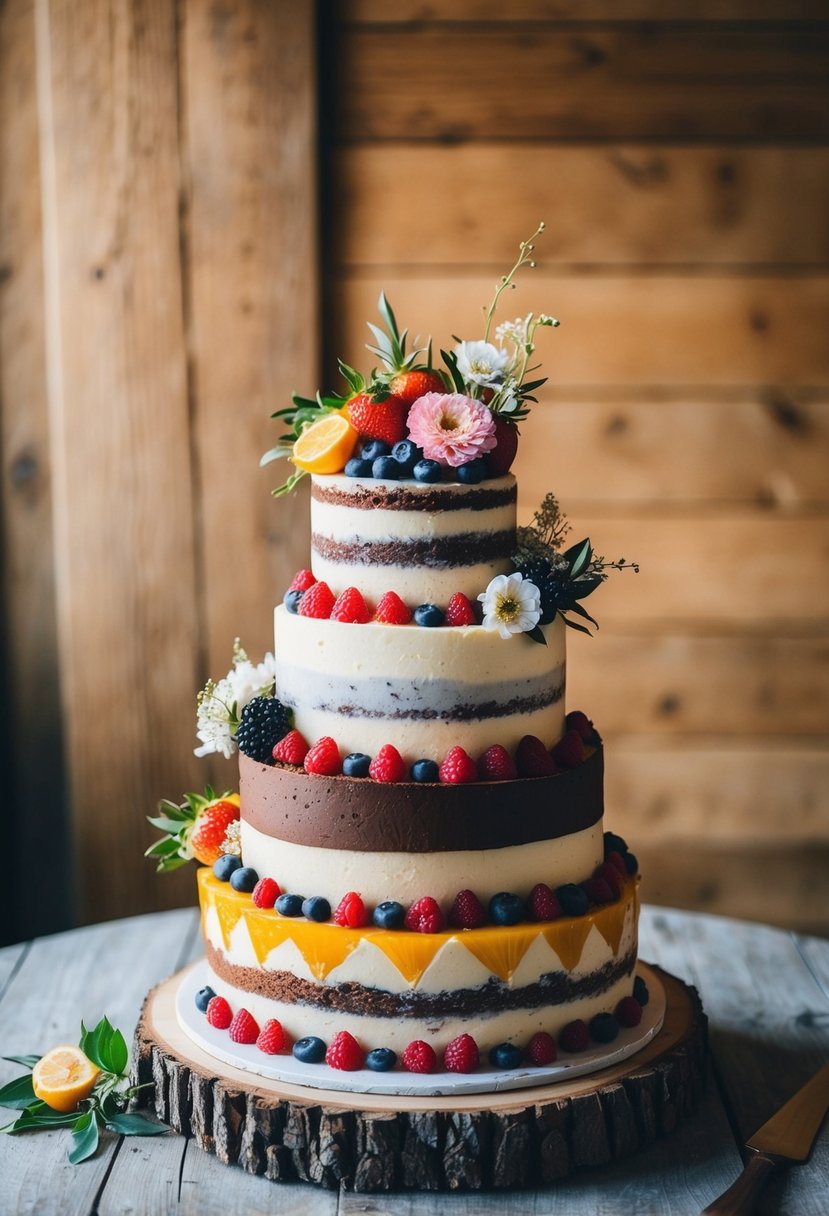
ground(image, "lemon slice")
xmin=32 ymin=1045 xmax=101 ymax=1112
xmin=292 ymin=414 xmax=358 ymax=474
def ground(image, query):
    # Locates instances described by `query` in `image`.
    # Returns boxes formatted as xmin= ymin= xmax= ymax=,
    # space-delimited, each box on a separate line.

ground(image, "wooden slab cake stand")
xmin=132 ymin=962 xmax=707 ymax=1192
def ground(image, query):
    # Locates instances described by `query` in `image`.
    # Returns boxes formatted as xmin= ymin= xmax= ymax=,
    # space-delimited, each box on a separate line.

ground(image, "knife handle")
xmin=702 ymin=1152 xmax=778 ymax=1216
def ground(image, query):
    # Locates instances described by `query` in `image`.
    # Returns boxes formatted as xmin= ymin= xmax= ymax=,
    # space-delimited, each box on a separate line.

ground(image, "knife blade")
xmin=702 ymin=1062 xmax=829 ymax=1215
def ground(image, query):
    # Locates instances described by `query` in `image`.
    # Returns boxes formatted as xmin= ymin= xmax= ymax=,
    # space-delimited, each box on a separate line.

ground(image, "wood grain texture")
xmin=332 ymin=146 xmax=829 ymax=267
xmin=339 ymin=1 xmax=829 ymax=21
xmin=181 ymin=0 xmax=318 ymax=679
xmin=333 ymin=25 xmax=829 ymax=142
xmin=35 ymin=0 xmax=202 ymax=922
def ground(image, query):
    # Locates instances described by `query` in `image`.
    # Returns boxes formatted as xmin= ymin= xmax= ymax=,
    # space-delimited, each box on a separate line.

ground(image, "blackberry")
xmin=514 ymin=557 xmax=569 ymax=625
xmin=236 ymin=696 xmax=292 ymax=762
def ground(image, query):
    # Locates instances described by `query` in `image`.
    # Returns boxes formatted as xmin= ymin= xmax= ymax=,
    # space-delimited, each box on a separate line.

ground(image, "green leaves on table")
xmin=0 ymin=1014 xmax=167 ymax=1163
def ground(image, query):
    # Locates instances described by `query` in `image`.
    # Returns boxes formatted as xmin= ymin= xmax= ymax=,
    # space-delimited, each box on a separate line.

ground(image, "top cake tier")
xmin=310 ymin=472 xmax=517 ymax=603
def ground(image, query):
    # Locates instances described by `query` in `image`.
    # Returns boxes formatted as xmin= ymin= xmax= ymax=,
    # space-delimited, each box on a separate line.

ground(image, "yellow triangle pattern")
xmin=363 ymin=931 xmax=446 ymax=987
xmin=460 ymin=929 xmax=536 ymax=983
xmin=543 ymin=917 xmax=594 ymax=972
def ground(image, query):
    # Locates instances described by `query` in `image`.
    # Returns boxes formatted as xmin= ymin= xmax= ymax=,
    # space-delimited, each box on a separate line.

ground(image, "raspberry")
xmin=606 ymin=850 xmax=628 ymax=877
xmin=297 ymin=581 xmax=335 ymax=619
xmin=594 ymin=861 xmax=623 ymax=898
xmin=330 ymin=587 xmax=370 ymax=624
xmin=443 ymin=1033 xmax=479 ymax=1074
xmin=447 ymin=888 xmax=487 ymax=929
xmin=333 ymin=891 xmax=368 ymax=928
xmin=368 ymin=744 xmax=407 ymax=783
xmin=565 ymin=710 xmax=593 ymax=740
xmin=251 ymin=877 xmax=281 ymax=908
xmin=478 ymin=744 xmax=517 ymax=781
xmin=228 ymin=1008 xmax=260 ymax=1044
xmin=559 ymin=1020 xmax=589 ymax=1053
xmin=205 ymin=995 xmax=232 ymax=1029
xmin=516 ymin=735 xmax=556 ymax=778
xmin=439 ymin=746 xmax=478 ymax=784
xmin=526 ymin=1031 xmax=557 ymax=1066
xmin=401 ymin=1040 xmax=437 ymax=1074
xmin=582 ymin=877 xmax=615 ymax=905
xmin=325 ymin=1030 xmax=366 ymax=1071
xmin=272 ymin=729 xmax=310 ymax=766
xmin=405 ymin=896 xmax=444 ymax=934
xmin=444 ymin=593 xmax=477 ymax=627
xmin=373 ymin=591 xmax=412 ymax=625
xmin=526 ymin=883 xmax=562 ymax=922
xmin=552 ymin=729 xmax=586 ymax=768
xmin=304 ymin=736 xmax=342 ymax=776
xmin=616 ymin=997 xmax=643 ymax=1028
xmin=288 ymin=569 xmax=316 ymax=593
xmin=255 ymin=1020 xmax=285 ymax=1055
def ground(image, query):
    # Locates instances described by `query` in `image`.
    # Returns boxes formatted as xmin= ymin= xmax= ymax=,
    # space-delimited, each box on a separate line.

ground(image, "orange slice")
xmin=32 ymin=1045 xmax=101 ymax=1112
xmin=292 ymin=414 xmax=358 ymax=474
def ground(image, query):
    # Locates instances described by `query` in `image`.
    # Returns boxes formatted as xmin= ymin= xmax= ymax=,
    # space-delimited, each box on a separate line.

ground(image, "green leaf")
xmin=79 ymin=1016 xmax=128 ymax=1076
xmin=2 ymin=1102 xmax=81 ymax=1133
xmin=0 ymin=1074 xmax=36 ymax=1109
xmin=561 ymin=614 xmax=594 ymax=637
xmin=2 ymin=1055 xmax=39 ymax=1069
xmin=440 ymin=349 xmax=466 ymax=393
xmin=106 ymin=1111 xmax=169 ymax=1137
xmin=570 ymin=575 xmax=604 ymax=600
xmin=68 ymin=1110 xmax=100 ymax=1164
xmin=525 ymin=624 xmax=548 ymax=646
xmin=565 ymin=539 xmax=593 ymax=580
xmin=145 ymin=816 xmax=187 ymax=836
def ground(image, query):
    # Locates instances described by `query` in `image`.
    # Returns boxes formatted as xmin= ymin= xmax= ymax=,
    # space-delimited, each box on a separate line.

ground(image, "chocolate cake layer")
xmin=311 ymin=530 xmax=515 ymax=569
xmin=239 ymin=746 xmax=604 ymax=853
xmin=310 ymin=480 xmax=517 ymax=513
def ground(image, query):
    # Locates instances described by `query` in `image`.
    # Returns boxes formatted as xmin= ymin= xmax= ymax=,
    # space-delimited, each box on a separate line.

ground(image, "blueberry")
xmin=283 ymin=588 xmax=303 ymax=614
xmin=488 ymin=892 xmax=524 ymax=926
xmin=414 ymin=603 xmax=445 ymax=627
xmin=213 ymin=854 xmax=242 ymax=882
xmin=366 ymin=1047 xmax=397 ymax=1072
xmin=392 ymin=439 xmax=421 ymax=475
xmin=343 ymin=752 xmax=372 ymax=778
xmin=361 ymin=439 xmax=390 ymax=462
xmin=413 ymin=459 xmax=441 ymax=483
xmin=624 ymin=852 xmax=638 ymax=875
xmin=292 ymin=1035 xmax=326 ymax=1064
xmin=604 ymin=831 xmax=628 ymax=856
xmin=489 ymin=1042 xmax=522 ymax=1069
xmin=276 ymin=893 xmax=304 ymax=917
xmin=633 ymin=976 xmax=650 ymax=1007
xmin=302 ymin=896 xmax=331 ymax=922
xmin=411 ymin=758 xmax=439 ymax=783
xmin=556 ymin=883 xmax=589 ymax=917
xmin=373 ymin=900 xmax=406 ymax=930
xmin=229 ymin=865 xmax=258 ymax=892
xmin=456 ymin=458 xmax=486 ymax=484
xmin=589 ymin=1013 xmax=620 ymax=1044
xmin=372 ymin=455 xmax=401 ymax=481
xmin=194 ymin=985 xmax=215 ymax=1013
xmin=345 ymin=457 xmax=374 ymax=478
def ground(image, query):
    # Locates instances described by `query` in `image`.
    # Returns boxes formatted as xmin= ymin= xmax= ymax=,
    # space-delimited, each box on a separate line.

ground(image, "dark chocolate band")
xmin=206 ymin=940 xmax=635 ymax=1017
xmin=311 ymin=481 xmax=517 ymax=513
xmin=239 ymin=747 xmax=604 ymax=853
xmin=311 ymin=530 xmax=515 ymax=569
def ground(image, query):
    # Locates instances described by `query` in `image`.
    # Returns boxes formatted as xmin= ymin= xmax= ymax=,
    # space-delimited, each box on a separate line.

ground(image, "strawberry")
xmin=594 ymin=861 xmax=623 ymax=898
xmin=228 ymin=1008 xmax=260 ymax=1044
xmin=447 ymin=889 xmax=487 ymax=929
xmin=401 ymin=1040 xmax=437 ymax=1074
xmin=298 ymin=581 xmax=335 ymax=620
xmin=390 ymin=369 xmax=447 ymax=404
xmin=565 ymin=710 xmax=593 ymax=740
xmin=205 ymin=995 xmax=232 ymax=1029
xmin=304 ymin=736 xmax=342 ymax=776
xmin=405 ymin=896 xmax=443 ymax=934
xmin=552 ymin=729 xmax=586 ymax=768
xmin=526 ymin=1031 xmax=557 ymax=1066
xmin=272 ymin=729 xmax=310 ymax=766
xmin=559 ymin=1020 xmax=589 ymax=1053
xmin=373 ymin=591 xmax=412 ymax=625
xmin=330 ymin=587 xmax=370 ymax=623
xmin=325 ymin=1030 xmax=365 ymax=1071
xmin=478 ymin=745 xmax=517 ymax=782
xmin=616 ymin=997 xmax=643 ymax=1028
xmin=288 ymin=569 xmax=316 ymax=593
xmin=333 ymin=891 xmax=368 ymax=928
xmin=346 ymin=390 xmax=407 ymax=446
xmin=444 ymin=593 xmax=477 ymax=627
xmin=439 ymin=746 xmax=478 ymax=784
xmin=256 ymin=1018 xmax=286 ymax=1054
xmin=146 ymin=788 xmax=240 ymax=870
xmin=251 ymin=877 xmax=281 ymax=908
xmin=526 ymin=883 xmax=562 ymax=922
xmin=485 ymin=415 xmax=519 ymax=477
xmin=369 ymin=744 xmax=407 ymax=783
xmin=516 ymin=736 xmax=556 ymax=778
xmin=443 ymin=1033 xmax=479 ymax=1074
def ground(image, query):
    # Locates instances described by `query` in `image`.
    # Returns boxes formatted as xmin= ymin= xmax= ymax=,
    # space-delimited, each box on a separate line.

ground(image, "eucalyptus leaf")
xmin=2 ymin=1055 xmax=39 ymax=1069
xmin=68 ymin=1111 xmax=100 ymax=1164
xmin=105 ymin=1111 xmax=168 ymax=1137
xmin=0 ymin=1074 xmax=36 ymax=1109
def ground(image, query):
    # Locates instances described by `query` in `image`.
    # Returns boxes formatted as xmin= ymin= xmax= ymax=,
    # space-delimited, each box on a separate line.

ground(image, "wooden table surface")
xmin=1 ymin=905 xmax=828 ymax=1215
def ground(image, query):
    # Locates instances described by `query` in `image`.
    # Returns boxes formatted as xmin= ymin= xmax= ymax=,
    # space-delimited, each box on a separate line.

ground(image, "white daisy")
xmin=454 ymin=339 xmax=510 ymax=388
xmin=478 ymin=572 xmax=542 ymax=640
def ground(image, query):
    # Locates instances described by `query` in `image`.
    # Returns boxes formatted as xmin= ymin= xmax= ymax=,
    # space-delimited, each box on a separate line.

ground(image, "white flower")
xmin=454 ymin=339 xmax=510 ymax=387
xmin=495 ymin=314 xmax=532 ymax=350
xmin=478 ymin=572 xmax=541 ymax=640
xmin=193 ymin=641 xmax=276 ymax=758
xmin=226 ymin=651 xmax=276 ymax=711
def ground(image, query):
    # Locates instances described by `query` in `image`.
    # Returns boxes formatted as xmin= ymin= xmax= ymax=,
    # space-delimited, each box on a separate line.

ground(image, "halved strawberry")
xmin=145 ymin=788 xmax=240 ymax=870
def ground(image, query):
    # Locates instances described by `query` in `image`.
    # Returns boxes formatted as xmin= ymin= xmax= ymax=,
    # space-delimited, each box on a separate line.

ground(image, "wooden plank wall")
xmin=324 ymin=3 xmax=829 ymax=932
xmin=0 ymin=0 xmax=317 ymax=940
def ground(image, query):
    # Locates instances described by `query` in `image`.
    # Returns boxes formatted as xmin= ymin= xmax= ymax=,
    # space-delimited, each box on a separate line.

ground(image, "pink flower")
xmin=406 ymin=393 xmax=497 ymax=468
